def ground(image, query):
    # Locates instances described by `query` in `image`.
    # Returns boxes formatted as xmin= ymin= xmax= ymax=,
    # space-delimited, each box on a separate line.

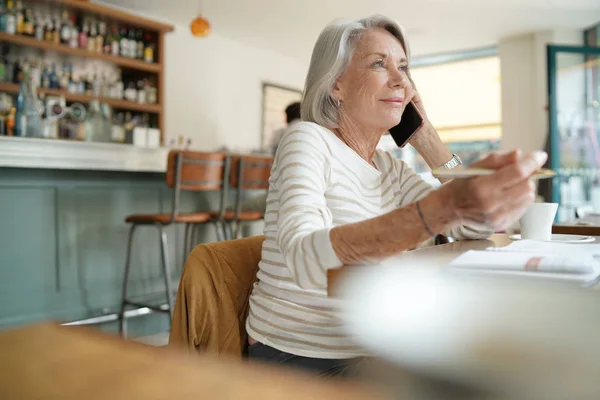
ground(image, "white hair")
xmin=301 ymin=15 xmax=411 ymax=128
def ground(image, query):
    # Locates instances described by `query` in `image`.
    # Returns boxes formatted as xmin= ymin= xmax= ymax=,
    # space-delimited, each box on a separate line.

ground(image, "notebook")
xmin=448 ymin=240 xmax=600 ymax=285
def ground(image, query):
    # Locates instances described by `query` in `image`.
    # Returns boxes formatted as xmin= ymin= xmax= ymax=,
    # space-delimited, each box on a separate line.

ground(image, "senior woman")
xmin=245 ymin=15 xmax=546 ymax=376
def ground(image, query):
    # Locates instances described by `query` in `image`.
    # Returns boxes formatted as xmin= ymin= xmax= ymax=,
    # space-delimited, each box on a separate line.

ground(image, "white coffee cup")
xmin=519 ymin=202 xmax=559 ymax=241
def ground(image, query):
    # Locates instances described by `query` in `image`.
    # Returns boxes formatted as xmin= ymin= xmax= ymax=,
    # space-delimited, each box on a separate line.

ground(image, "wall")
xmin=162 ymin=25 xmax=309 ymax=152
xmin=499 ymin=29 xmax=582 ymax=155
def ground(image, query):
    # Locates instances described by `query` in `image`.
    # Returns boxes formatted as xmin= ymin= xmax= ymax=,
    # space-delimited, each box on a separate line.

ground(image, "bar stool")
xmin=219 ymin=154 xmax=274 ymax=239
xmin=119 ymin=151 xmax=230 ymax=338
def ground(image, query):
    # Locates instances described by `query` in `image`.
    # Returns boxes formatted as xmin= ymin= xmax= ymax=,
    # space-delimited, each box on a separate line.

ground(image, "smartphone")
xmin=388 ymin=101 xmax=424 ymax=148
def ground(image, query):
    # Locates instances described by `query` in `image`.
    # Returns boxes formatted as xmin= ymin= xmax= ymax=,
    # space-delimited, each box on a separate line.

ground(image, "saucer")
xmin=509 ymin=234 xmax=595 ymax=244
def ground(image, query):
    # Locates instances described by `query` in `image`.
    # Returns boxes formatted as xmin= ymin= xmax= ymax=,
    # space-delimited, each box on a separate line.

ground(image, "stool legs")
xmin=157 ymin=223 xmax=175 ymax=321
xmin=119 ymin=223 xmax=175 ymax=338
xmin=119 ymin=220 xmax=228 ymax=338
xmin=214 ymin=220 xmax=225 ymax=242
xmin=119 ymin=224 xmax=138 ymax=337
xmin=183 ymin=223 xmax=193 ymax=258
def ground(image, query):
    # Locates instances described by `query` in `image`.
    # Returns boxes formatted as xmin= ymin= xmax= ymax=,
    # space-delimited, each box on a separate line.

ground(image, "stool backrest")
xmin=229 ymin=155 xmax=274 ymax=190
xmin=230 ymin=155 xmax=274 ymax=218
xmin=166 ymin=151 xmax=229 ymax=191
xmin=166 ymin=151 xmax=230 ymax=220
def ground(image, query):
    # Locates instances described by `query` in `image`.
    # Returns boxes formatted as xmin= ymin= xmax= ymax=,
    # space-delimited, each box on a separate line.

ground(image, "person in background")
xmin=269 ymin=102 xmax=301 ymax=155
xmin=245 ymin=14 xmax=546 ymax=377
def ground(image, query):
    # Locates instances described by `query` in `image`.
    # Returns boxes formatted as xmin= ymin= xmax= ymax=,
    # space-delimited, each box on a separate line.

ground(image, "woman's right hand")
xmin=441 ymin=150 xmax=548 ymax=231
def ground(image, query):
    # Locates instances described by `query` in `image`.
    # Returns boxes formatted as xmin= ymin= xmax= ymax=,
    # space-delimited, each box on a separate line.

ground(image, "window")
xmin=380 ymin=52 xmax=502 ymax=172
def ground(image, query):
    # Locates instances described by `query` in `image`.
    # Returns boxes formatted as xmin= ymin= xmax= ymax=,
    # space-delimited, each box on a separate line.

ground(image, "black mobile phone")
xmin=388 ymin=101 xmax=424 ymax=148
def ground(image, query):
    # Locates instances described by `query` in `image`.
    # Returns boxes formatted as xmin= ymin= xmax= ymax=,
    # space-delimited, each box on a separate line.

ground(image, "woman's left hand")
xmin=404 ymin=78 xmax=428 ymax=122
xmin=403 ymin=74 xmax=453 ymax=173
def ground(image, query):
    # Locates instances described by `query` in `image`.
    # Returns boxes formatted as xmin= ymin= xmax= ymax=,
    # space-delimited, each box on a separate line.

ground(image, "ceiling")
xmin=100 ymin=0 xmax=600 ymax=60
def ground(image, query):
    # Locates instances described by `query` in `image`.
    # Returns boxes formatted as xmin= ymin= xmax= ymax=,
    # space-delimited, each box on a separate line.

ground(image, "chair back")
xmin=166 ymin=151 xmax=229 ymax=191
xmin=165 ymin=151 xmax=230 ymax=220
xmin=229 ymin=155 xmax=274 ymax=218
xmin=169 ymin=235 xmax=264 ymax=358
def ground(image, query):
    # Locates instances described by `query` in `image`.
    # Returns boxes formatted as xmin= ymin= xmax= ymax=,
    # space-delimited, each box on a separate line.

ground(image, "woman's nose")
xmin=390 ymin=70 xmax=408 ymax=88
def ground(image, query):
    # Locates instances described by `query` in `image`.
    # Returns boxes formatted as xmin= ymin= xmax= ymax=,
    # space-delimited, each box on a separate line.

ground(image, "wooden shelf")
xmin=0 ymin=82 xmax=162 ymax=114
xmin=34 ymin=0 xmax=174 ymax=33
xmin=0 ymin=32 xmax=162 ymax=74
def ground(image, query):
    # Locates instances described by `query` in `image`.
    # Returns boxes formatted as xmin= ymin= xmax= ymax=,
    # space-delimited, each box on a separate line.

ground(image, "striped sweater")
xmin=246 ymin=121 xmax=491 ymax=359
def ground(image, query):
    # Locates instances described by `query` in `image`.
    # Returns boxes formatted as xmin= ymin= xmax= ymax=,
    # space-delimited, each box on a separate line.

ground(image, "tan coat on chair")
xmin=169 ymin=236 xmax=265 ymax=357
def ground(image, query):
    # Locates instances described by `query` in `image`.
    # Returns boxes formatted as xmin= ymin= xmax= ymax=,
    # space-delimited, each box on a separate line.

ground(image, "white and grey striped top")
xmin=246 ymin=121 xmax=491 ymax=359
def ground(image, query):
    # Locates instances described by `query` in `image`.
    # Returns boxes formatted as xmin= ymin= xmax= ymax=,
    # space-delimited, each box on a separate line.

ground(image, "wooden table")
xmin=328 ymin=234 xmax=512 ymax=296
xmin=328 ymin=233 xmax=600 ymax=295
xmin=0 ymin=323 xmax=387 ymax=400
xmin=554 ymin=215 xmax=600 ymax=236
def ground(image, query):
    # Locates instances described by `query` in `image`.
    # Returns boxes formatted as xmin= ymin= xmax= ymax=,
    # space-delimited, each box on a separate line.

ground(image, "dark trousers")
xmin=248 ymin=341 xmax=363 ymax=378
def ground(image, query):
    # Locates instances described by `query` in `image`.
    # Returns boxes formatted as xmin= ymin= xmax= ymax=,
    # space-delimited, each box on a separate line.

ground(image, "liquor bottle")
xmin=34 ymin=12 xmax=44 ymax=40
xmin=88 ymin=19 xmax=97 ymax=52
xmin=85 ymin=100 xmax=105 ymax=142
xmin=146 ymin=82 xmax=157 ymax=104
xmin=23 ymin=71 xmax=41 ymax=137
xmin=100 ymin=74 xmax=109 ymax=98
xmin=79 ymin=18 xmax=88 ymax=49
xmin=92 ymin=72 xmax=100 ymax=96
xmin=124 ymin=81 xmax=137 ymax=102
xmin=85 ymin=75 xmax=93 ymax=96
xmin=59 ymin=64 xmax=70 ymax=90
xmin=40 ymin=65 xmax=50 ymax=89
xmin=6 ymin=107 xmax=15 ymax=136
xmin=15 ymin=0 xmax=23 ymax=34
xmin=136 ymin=29 xmax=144 ymax=59
xmin=0 ymin=0 xmax=6 ymax=32
xmin=5 ymin=0 xmax=16 ymax=35
xmin=127 ymin=28 xmax=136 ymax=58
xmin=52 ymin=14 xmax=60 ymax=44
xmin=115 ymin=74 xmax=124 ymax=100
xmin=5 ymin=53 xmax=14 ymax=83
xmin=119 ymin=26 xmax=128 ymax=57
xmin=48 ymin=63 xmax=59 ymax=89
xmin=68 ymin=75 xmax=77 ymax=93
xmin=14 ymin=72 xmax=25 ymax=136
xmin=0 ymin=55 xmax=5 ymax=82
xmin=23 ymin=7 xmax=33 ymax=36
xmin=103 ymin=24 xmax=112 ymax=54
xmin=111 ymin=25 xmax=119 ymax=56
xmin=143 ymin=32 xmax=154 ymax=63
xmin=76 ymin=77 xmax=84 ymax=94
xmin=29 ymin=58 xmax=40 ymax=87
xmin=13 ymin=57 xmax=22 ymax=83
xmin=136 ymin=80 xmax=146 ymax=103
xmin=123 ymin=111 xmax=134 ymax=143
xmin=97 ymin=21 xmax=106 ymax=53
xmin=110 ymin=112 xmax=124 ymax=143
xmin=44 ymin=18 xmax=53 ymax=41
xmin=100 ymin=103 xmax=112 ymax=142
xmin=60 ymin=10 xmax=70 ymax=44
xmin=69 ymin=17 xmax=78 ymax=48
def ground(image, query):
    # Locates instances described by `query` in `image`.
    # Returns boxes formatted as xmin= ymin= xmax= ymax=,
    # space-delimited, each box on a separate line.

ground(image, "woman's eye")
xmin=373 ymin=60 xmax=384 ymax=67
xmin=399 ymin=65 xmax=408 ymax=72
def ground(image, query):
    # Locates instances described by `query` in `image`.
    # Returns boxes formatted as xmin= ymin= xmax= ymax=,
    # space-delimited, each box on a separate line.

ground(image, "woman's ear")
xmin=331 ymin=78 xmax=343 ymax=102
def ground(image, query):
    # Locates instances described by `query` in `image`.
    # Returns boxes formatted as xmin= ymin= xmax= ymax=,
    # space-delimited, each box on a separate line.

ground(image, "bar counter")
xmin=0 ymin=137 xmax=222 ymax=338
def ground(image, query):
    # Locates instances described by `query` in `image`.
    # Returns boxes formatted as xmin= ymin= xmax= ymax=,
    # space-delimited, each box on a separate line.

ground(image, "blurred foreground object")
xmin=340 ymin=264 xmax=600 ymax=400
xmin=0 ymin=323 xmax=386 ymax=400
